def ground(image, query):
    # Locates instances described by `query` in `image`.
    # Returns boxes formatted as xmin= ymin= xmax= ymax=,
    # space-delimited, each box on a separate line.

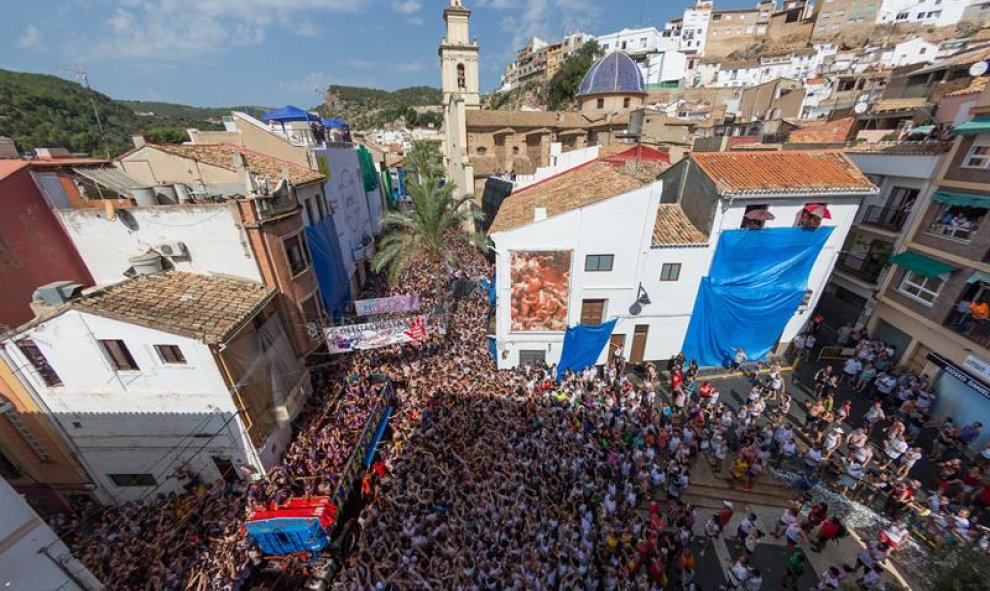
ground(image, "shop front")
xmin=928 ymin=352 xmax=990 ymax=449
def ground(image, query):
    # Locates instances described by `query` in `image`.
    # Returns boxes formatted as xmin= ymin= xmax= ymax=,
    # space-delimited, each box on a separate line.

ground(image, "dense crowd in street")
xmin=46 ymin=238 xmax=990 ymax=591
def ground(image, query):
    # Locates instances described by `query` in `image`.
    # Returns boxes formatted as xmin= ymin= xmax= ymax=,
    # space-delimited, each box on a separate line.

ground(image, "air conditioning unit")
xmin=157 ymin=241 xmax=188 ymax=257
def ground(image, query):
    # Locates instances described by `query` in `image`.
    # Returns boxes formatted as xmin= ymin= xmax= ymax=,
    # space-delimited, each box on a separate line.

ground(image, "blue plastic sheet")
xmin=480 ymin=277 xmax=496 ymax=307
xmin=488 ymin=336 xmax=497 ymax=363
xmin=682 ymin=228 xmax=833 ymax=367
xmin=261 ymin=105 xmax=319 ymax=122
xmin=306 ymin=217 xmax=352 ymax=318
xmin=556 ymin=318 xmax=618 ymax=381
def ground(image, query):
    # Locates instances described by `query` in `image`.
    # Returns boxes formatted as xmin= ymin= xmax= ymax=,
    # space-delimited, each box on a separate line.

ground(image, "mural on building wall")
xmin=509 ymin=250 xmax=571 ymax=332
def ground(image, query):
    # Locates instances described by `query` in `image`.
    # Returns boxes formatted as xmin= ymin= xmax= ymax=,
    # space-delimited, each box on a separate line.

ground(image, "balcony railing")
xmin=862 ymin=205 xmax=909 ymax=232
xmin=835 ymin=252 xmax=886 ymax=284
xmin=927 ymin=222 xmax=975 ymax=242
xmin=944 ymin=309 xmax=990 ymax=348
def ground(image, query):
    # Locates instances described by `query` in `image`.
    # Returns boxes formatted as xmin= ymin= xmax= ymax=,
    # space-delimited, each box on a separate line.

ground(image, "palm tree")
xmin=372 ymin=171 xmax=487 ymax=299
xmin=403 ymin=141 xmax=444 ymax=184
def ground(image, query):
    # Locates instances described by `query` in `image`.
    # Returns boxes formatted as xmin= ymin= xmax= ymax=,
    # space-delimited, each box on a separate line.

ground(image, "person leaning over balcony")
xmin=959 ymin=298 xmax=989 ymax=334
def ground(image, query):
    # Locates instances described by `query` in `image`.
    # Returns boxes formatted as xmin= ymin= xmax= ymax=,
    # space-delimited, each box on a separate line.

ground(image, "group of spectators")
xmin=48 ymin=237 xmax=990 ymax=591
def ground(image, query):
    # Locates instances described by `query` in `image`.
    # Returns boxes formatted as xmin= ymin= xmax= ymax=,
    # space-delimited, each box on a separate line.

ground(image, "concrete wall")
xmin=55 ymin=204 xmax=261 ymax=285
xmin=4 ymin=310 xmax=263 ymax=502
xmin=230 ymin=114 xmax=311 ymax=168
xmin=0 ymin=476 xmax=101 ymax=590
xmin=118 ymin=146 xmax=240 ymax=189
xmin=0 ymin=167 xmax=94 ymax=328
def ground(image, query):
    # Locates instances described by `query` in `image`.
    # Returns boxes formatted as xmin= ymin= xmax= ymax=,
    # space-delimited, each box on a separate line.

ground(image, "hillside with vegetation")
xmin=486 ymin=40 xmax=603 ymax=112
xmin=322 ymin=85 xmax=443 ymax=130
xmin=0 ymin=69 xmax=266 ymax=156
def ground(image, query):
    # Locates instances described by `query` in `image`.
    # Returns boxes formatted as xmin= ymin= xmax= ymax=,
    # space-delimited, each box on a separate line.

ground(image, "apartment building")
xmin=812 ymin=0 xmax=883 ymax=40
xmin=867 ymin=86 xmax=990 ymax=448
xmin=704 ymin=2 xmax=773 ymax=56
xmin=878 ymin=0 xmax=974 ymax=27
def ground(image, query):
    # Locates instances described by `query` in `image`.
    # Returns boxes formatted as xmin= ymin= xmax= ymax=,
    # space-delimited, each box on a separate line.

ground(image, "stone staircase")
xmin=680 ymin=458 xmax=795 ymax=510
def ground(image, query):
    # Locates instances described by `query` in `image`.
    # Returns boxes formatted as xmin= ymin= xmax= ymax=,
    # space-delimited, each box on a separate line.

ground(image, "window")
xmin=300 ymin=293 xmax=326 ymax=337
xmin=623 ymin=97 xmax=631 ymax=108
xmin=797 ymin=204 xmax=825 ymax=229
xmin=155 ymin=345 xmax=187 ymax=365
xmin=457 ymin=63 xmax=466 ymax=89
xmin=512 ymin=146 xmax=521 ymax=155
xmin=741 ymin=204 xmax=770 ymax=229
xmin=16 ymin=339 xmax=62 ymax=386
xmin=518 ymin=350 xmax=546 ymax=366
xmin=596 ymin=98 xmax=605 ymax=109
xmin=476 ymin=146 xmax=488 ymax=156
xmin=283 ymin=233 xmax=311 ymax=276
xmin=109 ymin=474 xmax=157 ymax=487
xmin=964 ymin=143 xmax=990 ymax=168
xmin=303 ymin=198 xmax=315 ymax=226
xmin=898 ymin=271 xmax=943 ymax=305
xmin=100 ymin=340 xmax=139 ymax=371
xmin=660 ymin=263 xmax=682 ymax=281
xmin=584 ymin=254 xmax=614 ymax=272
xmin=928 ymin=202 xmax=987 ymax=242
xmin=316 ymin=193 xmax=327 ymax=220
xmin=580 ymin=299 xmax=606 ymax=325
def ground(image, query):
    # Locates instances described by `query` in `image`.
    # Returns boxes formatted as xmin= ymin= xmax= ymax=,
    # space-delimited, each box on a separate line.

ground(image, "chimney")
xmin=132 ymin=135 xmax=146 ymax=149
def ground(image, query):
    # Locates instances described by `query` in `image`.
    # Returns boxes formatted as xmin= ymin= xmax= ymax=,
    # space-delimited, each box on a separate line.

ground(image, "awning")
xmin=907 ymin=125 xmax=934 ymax=135
xmin=931 ymin=190 xmax=990 ymax=209
xmin=951 ymin=116 xmax=990 ymax=136
xmin=73 ymin=167 xmax=144 ymax=194
xmin=968 ymin=271 xmax=990 ymax=284
xmin=888 ymin=250 xmax=958 ymax=279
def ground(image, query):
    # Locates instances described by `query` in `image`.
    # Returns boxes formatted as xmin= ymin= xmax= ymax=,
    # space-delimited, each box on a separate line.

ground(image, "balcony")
xmin=862 ymin=205 xmax=909 ymax=232
xmin=835 ymin=252 xmax=886 ymax=284
xmin=944 ymin=308 xmax=990 ymax=349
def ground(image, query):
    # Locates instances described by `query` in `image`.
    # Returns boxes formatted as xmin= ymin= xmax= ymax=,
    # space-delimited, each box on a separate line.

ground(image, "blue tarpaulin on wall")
xmin=480 ymin=277 xmax=496 ymax=307
xmin=306 ymin=217 xmax=352 ymax=319
xmin=556 ymin=318 xmax=618 ymax=381
xmin=682 ymin=228 xmax=833 ymax=367
xmin=488 ymin=337 xmax=497 ymax=363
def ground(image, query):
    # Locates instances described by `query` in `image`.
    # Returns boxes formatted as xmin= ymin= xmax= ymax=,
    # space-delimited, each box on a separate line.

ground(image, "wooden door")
xmin=630 ymin=324 xmax=649 ymax=363
xmin=580 ymin=299 xmax=606 ymax=326
xmin=609 ymin=334 xmax=626 ymax=361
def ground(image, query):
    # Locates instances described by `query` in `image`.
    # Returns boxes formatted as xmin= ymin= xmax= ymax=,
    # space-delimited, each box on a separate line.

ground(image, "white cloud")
xmin=488 ymin=0 xmax=600 ymax=63
xmin=17 ymin=25 xmax=42 ymax=50
xmin=84 ymin=0 xmax=363 ymax=61
xmin=408 ymin=16 xmax=425 ymax=26
xmin=391 ymin=0 xmax=422 ymax=14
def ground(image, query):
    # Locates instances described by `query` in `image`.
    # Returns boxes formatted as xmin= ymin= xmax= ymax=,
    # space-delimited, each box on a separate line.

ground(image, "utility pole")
xmin=55 ymin=65 xmax=110 ymax=158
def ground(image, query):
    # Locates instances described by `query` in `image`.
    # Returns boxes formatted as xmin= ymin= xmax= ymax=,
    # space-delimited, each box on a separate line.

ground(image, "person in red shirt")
xmin=812 ymin=517 xmax=842 ymax=552
xmin=716 ymin=500 xmax=734 ymax=530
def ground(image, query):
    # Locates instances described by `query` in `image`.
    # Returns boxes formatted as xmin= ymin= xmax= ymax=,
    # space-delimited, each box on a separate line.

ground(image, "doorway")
xmin=609 ymin=334 xmax=626 ymax=362
xmin=630 ymin=325 xmax=649 ymax=363
xmin=212 ymin=456 xmax=240 ymax=484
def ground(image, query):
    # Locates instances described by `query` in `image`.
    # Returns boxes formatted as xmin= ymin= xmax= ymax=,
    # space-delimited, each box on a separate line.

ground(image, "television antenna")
xmin=55 ymin=64 xmax=110 ymax=158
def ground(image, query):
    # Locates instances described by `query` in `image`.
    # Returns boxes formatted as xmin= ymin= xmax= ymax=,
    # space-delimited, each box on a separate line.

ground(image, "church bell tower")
xmin=439 ymin=0 xmax=479 ymax=197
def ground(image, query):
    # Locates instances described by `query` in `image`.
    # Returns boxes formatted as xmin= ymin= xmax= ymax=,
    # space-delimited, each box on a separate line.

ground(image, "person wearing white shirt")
xmin=842 ymin=357 xmax=862 ymax=383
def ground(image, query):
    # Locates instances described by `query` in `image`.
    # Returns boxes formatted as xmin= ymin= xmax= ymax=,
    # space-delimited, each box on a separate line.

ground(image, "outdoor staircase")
xmin=679 ymin=458 xmax=795 ymax=510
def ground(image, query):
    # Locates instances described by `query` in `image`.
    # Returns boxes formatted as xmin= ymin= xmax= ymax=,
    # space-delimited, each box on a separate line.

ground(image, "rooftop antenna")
xmin=55 ymin=64 xmax=110 ymax=158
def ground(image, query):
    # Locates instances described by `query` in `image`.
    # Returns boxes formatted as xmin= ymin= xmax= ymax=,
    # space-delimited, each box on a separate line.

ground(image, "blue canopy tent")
xmin=261 ymin=105 xmax=321 ymax=123
xmin=322 ymin=118 xmax=350 ymax=129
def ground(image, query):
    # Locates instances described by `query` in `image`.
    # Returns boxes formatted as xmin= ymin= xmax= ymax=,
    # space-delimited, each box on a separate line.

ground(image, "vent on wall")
xmin=157 ymin=242 xmax=188 ymax=257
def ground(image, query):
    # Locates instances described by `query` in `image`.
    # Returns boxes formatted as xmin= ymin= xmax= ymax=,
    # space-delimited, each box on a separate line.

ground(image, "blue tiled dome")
xmin=576 ymin=52 xmax=645 ymax=97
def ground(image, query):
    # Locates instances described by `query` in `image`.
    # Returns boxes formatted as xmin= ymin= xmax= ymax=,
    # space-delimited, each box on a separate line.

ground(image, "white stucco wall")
xmin=5 ymin=311 xmax=260 ymax=502
xmin=0 ymin=477 xmax=101 ymax=590
xmin=492 ymin=182 xmax=867 ymax=368
xmin=514 ymin=144 xmax=601 ymax=189
xmin=56 ymin=204 xmax=261 ymax=285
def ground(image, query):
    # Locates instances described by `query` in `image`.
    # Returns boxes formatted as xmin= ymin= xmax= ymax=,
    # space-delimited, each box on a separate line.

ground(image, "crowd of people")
xmin=48 ymin=236 xmax=990 ymax=591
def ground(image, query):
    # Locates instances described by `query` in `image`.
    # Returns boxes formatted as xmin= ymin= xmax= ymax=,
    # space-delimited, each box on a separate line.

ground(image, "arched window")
xmin=457 ymin=63 xmax=466 ymax=90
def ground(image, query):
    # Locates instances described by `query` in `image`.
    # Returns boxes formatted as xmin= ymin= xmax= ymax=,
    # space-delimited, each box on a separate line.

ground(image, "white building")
xmin=597 ymin=27 xmax=664 ymax=54
xmin=0 ymin=476 xmax=101 ymax=590
xmin=672 ymin=1 xmax=714 ymax=55
xmin=880 ymin=38 xmax=939 ymax=68
xmin=0 ymin=272 xmax=307 ymax=503
xmin=877 ymin=0 xmax=974 ymax=27
xmin=489 ymin=147 xmax=875 ymax=369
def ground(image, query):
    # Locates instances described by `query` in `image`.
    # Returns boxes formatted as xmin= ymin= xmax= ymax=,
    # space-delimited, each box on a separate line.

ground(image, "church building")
xmin=439 ymin=1 xmax=650 ymax=198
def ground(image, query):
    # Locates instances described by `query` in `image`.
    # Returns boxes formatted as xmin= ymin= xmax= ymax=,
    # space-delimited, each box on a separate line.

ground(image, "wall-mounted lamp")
xmin=636 ymin=283 xmax=652 ymax=306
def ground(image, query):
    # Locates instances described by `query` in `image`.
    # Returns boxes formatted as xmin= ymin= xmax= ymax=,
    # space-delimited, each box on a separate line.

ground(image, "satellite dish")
xmin=853 ymin=102 xmax=869 ymax=115
xmin=116 ymin=209 xmax=139 ymax=232
xmin=969 ymin=60 xmax=989 ymax=78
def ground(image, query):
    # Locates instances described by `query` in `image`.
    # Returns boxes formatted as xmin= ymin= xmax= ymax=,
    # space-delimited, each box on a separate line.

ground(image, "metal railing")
xmin=943 ymin=310 xmax=990 ymax=348
xmin=927 ymin=223 xmax=975 ymax=242
xmin=862 ymin=205 xmax=909 ymax=232
xmin=835 ymin=252 xmax=887 ymax=284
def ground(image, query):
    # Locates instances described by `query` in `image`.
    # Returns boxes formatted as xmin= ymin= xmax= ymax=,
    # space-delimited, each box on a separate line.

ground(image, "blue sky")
xmin=3 ymin=0 xmax=754 ymax=108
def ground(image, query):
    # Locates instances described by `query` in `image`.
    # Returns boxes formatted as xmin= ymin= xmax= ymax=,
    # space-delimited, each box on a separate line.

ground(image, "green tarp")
xmin=356 ymin=145 xmax=379 ymax=192
xmin=952 ymin=116 xmax=990 ymax=136
xmin=932 ymin=190 xmax=990 ymax=209
xmin=888 ymin=250 xmax=958 ymax=279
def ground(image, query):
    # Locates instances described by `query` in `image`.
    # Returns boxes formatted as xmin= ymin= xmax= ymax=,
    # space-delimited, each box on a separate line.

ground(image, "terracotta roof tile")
xmin=690 ymin=150 xmax=876 ymax=195
xmin=489 ymin=146 xmax=668 ymax=233
xmin=788 ymin=117 xmax=855 ymax=144
xmin=652 ymin=204 xmax=708 ymax=246
xmin=73 ymin=271 xmax=274 ymax=344
xmin=151 ymin=144 xmax=324 ymax=186
xmin=869 ymin=97 xmax=929 ymax=113
xmin=946 ymin=76 xmax=988 ymax=97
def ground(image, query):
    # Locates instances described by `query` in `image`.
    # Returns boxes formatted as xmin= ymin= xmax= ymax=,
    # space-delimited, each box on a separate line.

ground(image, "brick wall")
xmin=942 ymin=136 xmax=990 ymax=185
xmin=911 ymin=198 xmax=990 ymax=263
xmin=883 ymin=263 xmax=967 ymax=327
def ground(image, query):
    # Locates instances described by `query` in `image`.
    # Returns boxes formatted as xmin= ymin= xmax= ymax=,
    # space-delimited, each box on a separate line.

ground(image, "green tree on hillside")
xmin=547 ymin=40 xmax=603 ymax=110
